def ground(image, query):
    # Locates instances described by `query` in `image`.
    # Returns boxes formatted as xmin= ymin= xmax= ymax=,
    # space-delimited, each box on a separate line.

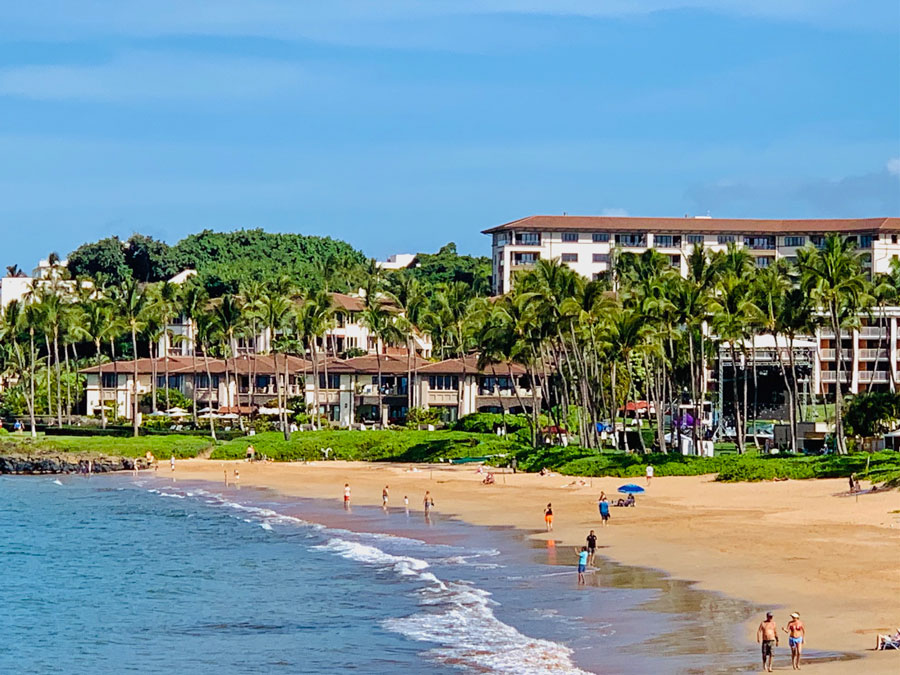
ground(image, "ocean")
xmin=0 ymin=474 xmax=768 ymax=674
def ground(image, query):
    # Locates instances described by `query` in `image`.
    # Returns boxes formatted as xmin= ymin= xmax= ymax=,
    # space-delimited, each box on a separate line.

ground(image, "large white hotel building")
xmin=485 ymin=215 xmax=900 ymax=397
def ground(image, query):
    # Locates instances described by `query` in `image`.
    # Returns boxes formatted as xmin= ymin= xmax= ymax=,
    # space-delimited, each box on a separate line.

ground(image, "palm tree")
xmin=79 ymin=297 xmax=115 ymax=428
xmin=118 ymin=277 xmax=151 ymax=437
xmin=154 ymin=280 xmax=179 ymax=411
xmin=193 ymin=311 xmax=219 ymax=440
xmin=387 ymin=274 xmax=425 ymax=412
xmin=180 ymin=279 xmax=208 ymax=427
xmin=258 ymin=286 xmax=294 ymax=439
xmin=799 ymin=234 xmax=872 ymax=454
xmin=213 ymin=294 xmax=245 ymax=416
xmin=298 ymin=290 xmax=334 ymax=429
xmin=603 ymin=306 xmax=650 ymax=453
xmin=0 ymin=299 xmax=36 ymax=436
xmin=360 ymin=296 xmax=403 ymax=427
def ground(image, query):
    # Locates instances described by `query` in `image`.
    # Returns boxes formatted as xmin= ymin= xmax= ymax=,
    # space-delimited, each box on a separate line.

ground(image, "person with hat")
xmin=783 ymin=612 xmax=805 ymax=670
xmin=756 ymin=612 xmax=779 ymax=672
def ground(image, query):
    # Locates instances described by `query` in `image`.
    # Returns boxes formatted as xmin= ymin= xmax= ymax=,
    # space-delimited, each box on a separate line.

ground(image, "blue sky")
xmin=0 ymin=1 xmax=898 ymax=270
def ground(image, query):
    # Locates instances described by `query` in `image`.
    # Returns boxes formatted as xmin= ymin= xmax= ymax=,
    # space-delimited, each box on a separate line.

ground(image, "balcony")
xmin=858 ymin=371 xmax=889 ymax=383
xmin=860 ymin=327 xmax=888 ymax=339
xmin=859 ymin=348 xmax=890 ymax=361
xmin=513 ymin=235 xmax=542 ymax=246
xmin=819 ymin=371 xmax=850 ymax=383
xmin=746 ymin=236 xmax=776 ymax=251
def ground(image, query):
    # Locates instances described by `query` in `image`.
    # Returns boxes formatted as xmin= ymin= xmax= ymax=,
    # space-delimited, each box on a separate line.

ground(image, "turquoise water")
xmin=0 ymin=474 xmax=790 ymax=674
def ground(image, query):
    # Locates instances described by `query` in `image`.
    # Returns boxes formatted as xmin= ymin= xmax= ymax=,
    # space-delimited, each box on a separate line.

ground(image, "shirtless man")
xmin=756 ymin=612 xmax=779 ymax=672
xmin=783 ymin=612 xmax=805 ymax=670
xmin=382 ymin=485 xmax=389 ymax=508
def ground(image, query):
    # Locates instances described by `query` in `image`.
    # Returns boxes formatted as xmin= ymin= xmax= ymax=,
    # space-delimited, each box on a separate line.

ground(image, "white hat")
xmin=790 ymin=612 xmax=800 ymax=619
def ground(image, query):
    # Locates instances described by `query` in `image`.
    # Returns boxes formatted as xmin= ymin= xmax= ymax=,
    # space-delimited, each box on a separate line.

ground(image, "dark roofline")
xmin=482 ymin=215 xmax=900 ymax=236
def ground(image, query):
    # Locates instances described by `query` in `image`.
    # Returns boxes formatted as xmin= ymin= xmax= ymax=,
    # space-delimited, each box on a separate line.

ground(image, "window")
xmin=318 ymin=373 xmax=341 ymax=389
xmin=783 ymin=236 xmax=805 ymax=247
xmin=428 ymin=375 xmax=459 ymax=390
xmin=615 ymin=233 xmax=646 ymax=247
xmin=810 ymin=235 xmax=826 ymax=249
xmin=746 ymin=236 xmax=775 ymax=250
xmin=561 ymin=232 xmax=579 ymax=242
xmin=101 ymin=373 xmax=118 ymax=389
xmin=668 ymin=254 xmax=681 ymax=268
xmin=493 ymin=233 xmax=509 ymax=246
xmin=717 ymin=234 xmax=736 ymax=244
xmin=513 ymin=252 xmax=539 ymax=265
xmin=592 ymin=232 xmax=610 ymax=243
xmin=654 ymin=235 xmax=681 ymax=247
xmin=515 ymin=232 xmax=541 ymax=245
xmin=196 ymin=374 xmax=209 ymax=390
xmin=592 ymin=253 xmax=609 ymax=264
xmin=686 ymin=234 xmax=704 ymax=244
xmin=892 ymin=235 xmax=898 ymax=244
xmin=256 ymin=375 xmax=271 ymax=389
xmin=756 ymin=256 xmax=774 ymax=268
xmin=859 ymin=235 xmax=874 ymax=248
xmin=561 ymin=253 xmax=578 ymax=263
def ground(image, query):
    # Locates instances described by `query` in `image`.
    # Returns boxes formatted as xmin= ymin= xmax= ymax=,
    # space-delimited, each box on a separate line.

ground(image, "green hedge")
xmin=0 ymin=434 xmax=214 ymax=459
xmin=210 ymin=430 xmax=518 ymax=463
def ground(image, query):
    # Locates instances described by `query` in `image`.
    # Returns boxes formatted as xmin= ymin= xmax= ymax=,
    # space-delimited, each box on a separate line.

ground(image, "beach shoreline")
xmin=167 ymin=459 xmax=900 ymax=673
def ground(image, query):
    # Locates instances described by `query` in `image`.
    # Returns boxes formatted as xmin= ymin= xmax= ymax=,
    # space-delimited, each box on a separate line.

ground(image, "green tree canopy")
xmin=406 ymin=242 xmax=491 ymax=295
xmin=67 ymin=236 xmax=131 ymax=282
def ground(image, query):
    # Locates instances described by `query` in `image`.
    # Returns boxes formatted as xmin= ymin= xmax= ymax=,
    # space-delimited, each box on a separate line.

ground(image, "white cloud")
xmin=888 ymin=157 xmax=900 ymax=176
xmin=0 ymin=51 xmax=311 ymax=102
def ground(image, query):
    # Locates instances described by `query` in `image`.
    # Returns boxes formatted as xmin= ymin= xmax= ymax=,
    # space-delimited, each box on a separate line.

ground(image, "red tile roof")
xmin=483 ymin=215 xmax=900 ymax=235
xmin=418 ymin=355 xmax=529 ymax=375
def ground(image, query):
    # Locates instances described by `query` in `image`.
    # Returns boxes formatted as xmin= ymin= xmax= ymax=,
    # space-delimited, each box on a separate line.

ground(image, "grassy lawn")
xmin=0 ymin=433 xmax=214 ymax=459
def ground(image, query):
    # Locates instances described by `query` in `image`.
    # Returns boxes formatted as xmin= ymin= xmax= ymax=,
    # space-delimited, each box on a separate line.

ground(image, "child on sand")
xmin=544 ymin=503 xmax=553 ymax=531
xmin=344 ymin=483 xmax=351 ymax=506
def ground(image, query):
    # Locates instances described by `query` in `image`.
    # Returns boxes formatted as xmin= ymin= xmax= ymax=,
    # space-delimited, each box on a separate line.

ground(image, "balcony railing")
xmin=859 ymin=348 xmax=890 ymax=361
xmin=860 ymin=327 xmax=888 ymax=339
xmin=819 ymin=371 xmax=850 ymax=382
xmin=858 ymin=371 xmax=889 ymax=383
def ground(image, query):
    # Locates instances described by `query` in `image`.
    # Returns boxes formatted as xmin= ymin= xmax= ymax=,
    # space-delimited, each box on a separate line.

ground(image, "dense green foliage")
xmin=140 ymin=387 xmax=194 ymax=412
xmin=843 ymin=391 xmax=900 ymax=437
xmin=0 ymin=434 xmax=213 ymax=458
xmin=210 ymin=430 xmax=518 ymax=462
xmin=407 ymin=243 xmax=491 ymax=295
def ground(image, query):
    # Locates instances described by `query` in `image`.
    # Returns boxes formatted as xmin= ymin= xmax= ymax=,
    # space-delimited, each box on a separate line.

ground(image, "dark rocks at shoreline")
xmin=0 ymin=453 xmax=151 ymax=474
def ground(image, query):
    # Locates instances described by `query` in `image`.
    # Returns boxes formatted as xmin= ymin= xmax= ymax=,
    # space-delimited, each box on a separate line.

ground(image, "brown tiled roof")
xmin=483 ymin=215 xmax=900 ymax=235
xmin=80 ymin=354 xmax=314 ymax=376
xmin=339 ymin=353 xmax=429 ymax=375
xmin=418 ymin=355 xmax=529 ymax=375
xmin=330 ymin=292 xmax=365 ymax=312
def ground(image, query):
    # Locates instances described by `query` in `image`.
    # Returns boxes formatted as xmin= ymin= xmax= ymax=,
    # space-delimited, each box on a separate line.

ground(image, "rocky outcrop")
xmin=0 ymin=453 xmax=152 ymax=474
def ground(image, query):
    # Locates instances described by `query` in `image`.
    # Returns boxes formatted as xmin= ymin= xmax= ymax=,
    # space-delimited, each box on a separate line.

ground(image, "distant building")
xmin=484 ymin=215 xmax=900 ymax=295
xmin=376 ymin=253 xmax=418 ymax=270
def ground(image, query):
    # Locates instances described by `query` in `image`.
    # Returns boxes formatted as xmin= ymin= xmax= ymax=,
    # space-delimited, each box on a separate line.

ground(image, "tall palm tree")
xmin=213 ymin=294 xmax=245 ymax=415
xmin=180 ymin=279 xmax=208 ymax=427
xmin=79 ymin=297 xmax=115 ymax=428
xmin=603 ymin=306 xmax=650 ymax=453
xmin=0 ymin=300 xmax=36 ymax=436
xmin=194 ymin=311 xmax=219 ymax=440
xmin=259 ymin=286 xmax=294 ymax=439
xmin=118 ymin=277 xmax=151 ymax=437
xmin=387 ymin=274 xmax=425 ymax=411
xmin=298 ymin=290 xmax=334 ymax=429
xmin=799 ymin=234 xmax=871 ymax=454
xmin=360 ymin=296 xmax=403 ymax=427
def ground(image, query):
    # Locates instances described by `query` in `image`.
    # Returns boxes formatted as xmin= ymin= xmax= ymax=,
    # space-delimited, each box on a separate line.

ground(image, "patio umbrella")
xmin=197 ymin=406 xmax=214 ymax=414
xmin=617 ymin=484 xmax=645 ymax=494
xmin=166 ymin=407 xmax=189 ymax=416
xmin=198 ymin=412 xmax=220 ymax=419
xmin=257 ymin=406 xmax=294 ymax=415
xmin=219 ymin=413 xmax=240 ymax=420
xmin=146 ymin=411 xmax=170 ymax=417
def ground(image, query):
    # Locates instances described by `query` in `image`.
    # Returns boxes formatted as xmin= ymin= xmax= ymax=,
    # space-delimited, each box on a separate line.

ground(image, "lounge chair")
xmin=877 ymin=630 xmax=900 ymax=650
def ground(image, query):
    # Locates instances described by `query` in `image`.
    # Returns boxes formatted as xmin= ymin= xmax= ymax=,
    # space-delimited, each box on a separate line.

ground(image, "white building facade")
xmin=485 ymin=215 xmax=900 ymax=295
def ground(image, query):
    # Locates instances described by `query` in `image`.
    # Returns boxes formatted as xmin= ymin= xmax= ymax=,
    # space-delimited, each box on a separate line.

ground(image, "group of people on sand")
xmin=757 ymin=611 xmax=806 ymax=671
xmin=343 ymin=483 xmax=431 ymax=515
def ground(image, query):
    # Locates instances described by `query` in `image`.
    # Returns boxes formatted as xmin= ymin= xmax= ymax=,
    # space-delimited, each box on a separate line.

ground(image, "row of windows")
xmin=500 ymin=232 xmax=886 ymax=248
xmin=428 ymin=375 xmax=459 ymax=390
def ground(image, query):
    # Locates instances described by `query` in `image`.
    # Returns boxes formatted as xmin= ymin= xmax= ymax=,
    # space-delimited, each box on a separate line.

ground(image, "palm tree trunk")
xmin=44 ymin=334 xmax=52 ymax=422
xmin=729 ymin=342 xmax=745 ymax=454
xmin=96 ymin=339 xmax=106 ymax=428
xmin=773 ymin=331 xmax=797 ymax=453
xmin=164 ymin=336 xmax=171 ymax=410
xmin=110 ymin=338 xmax=117 ymax=424
xmin=131 ymin=327 xmax=140 ymax=438
xmin=191 ymin=347 xmax=198 ymax=427
xmin=376 ymin=349 xmax=384 ymax=427
xmin=831 ymin=307 xmax=846 ymax=454
xmin=151 ymin=341 xmax=158 ymax=414
xmin=54 ymin=330 xmax=62 ymax=427
xmin=203 ymin=349 xmax=216 ymax=441
xmin=28 ymin=329 xmax=37 ymax=437
xmin=311 ymin=339 xmax=321 ymax=430
xmin=63 ymin=342 xmax=72 ymax=425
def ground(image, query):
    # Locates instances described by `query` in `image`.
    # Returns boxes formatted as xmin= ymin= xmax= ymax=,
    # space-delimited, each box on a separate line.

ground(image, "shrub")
xmin=455 ymin=412 xmax=531 ymax=434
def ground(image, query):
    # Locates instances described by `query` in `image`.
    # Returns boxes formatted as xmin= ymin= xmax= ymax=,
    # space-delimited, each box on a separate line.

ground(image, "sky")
xmin=0 ymin=1 xmax=898 ymax=271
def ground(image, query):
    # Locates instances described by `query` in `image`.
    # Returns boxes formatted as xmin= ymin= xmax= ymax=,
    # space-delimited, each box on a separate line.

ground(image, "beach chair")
xmin=880 ymin=635 xmax=900 ymax=650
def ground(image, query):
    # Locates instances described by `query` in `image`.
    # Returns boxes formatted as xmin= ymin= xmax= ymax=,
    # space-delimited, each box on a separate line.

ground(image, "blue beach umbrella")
xmin=617 ymin=484 xmax=645 ymax=494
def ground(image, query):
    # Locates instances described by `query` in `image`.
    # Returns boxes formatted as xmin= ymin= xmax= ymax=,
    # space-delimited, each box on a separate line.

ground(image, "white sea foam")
xmin=52 ymin=479 xmax=63 ymax=486
xmin=316 ymin=539 xmax=586 ymax=674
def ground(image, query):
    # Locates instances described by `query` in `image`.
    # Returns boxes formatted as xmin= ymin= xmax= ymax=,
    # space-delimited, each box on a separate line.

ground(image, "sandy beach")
xmin=170 ymin=459 xmax=900 ymax=673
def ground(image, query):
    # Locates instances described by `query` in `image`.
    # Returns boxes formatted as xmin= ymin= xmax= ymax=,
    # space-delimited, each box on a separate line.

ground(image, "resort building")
xmin=80 ymin=353 xmax=536 ymax=426
xmin=484 ymin=215 xmax=900 ymax=295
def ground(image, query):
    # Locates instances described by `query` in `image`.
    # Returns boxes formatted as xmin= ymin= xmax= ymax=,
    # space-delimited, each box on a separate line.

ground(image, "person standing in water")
xmin=170 ymin=455 xmax=175 ymax=472
xmin=575 ymin=546 xmax=588 ymax=585
xmin=757 ymin=612 xmax=779 ymax=672
xmin=343 ymin=483 xmax=351 ymax=509
xmin=544 ymin=503 xmax=553 ymax=531
xmin=423 ymin=491 xmax=434 ymax=512
xmin=783 ymin=612 xmax=805 ymax=670
xmin=382 ymin=485 xmax=389 ymax=508
xmin=586 ymin=530 xmax=597 ymax=565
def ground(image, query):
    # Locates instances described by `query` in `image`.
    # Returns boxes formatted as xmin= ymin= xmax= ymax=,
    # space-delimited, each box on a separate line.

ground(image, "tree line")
xmin=0 ymin=233 xmax=889 ymax=455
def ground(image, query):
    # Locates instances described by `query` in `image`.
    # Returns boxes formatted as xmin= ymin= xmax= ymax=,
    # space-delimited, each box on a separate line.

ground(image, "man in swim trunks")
xmin=784 ymin=612 xmax=805 ymax=670
xmin=586 ymin=530 xmax=597 ymax=565
xmin=757 ymin=612 xmax=778 ymax=672
xmin=382 ymin=485 xmax=389 ymax=508
xmin=575 ymin=546 xmax=588 ymax=584
xmin=544 ymin=503 xmax=553 ymax=531
xmin=598 ymin=495 xmax=610 ymax=525
xmin=343 ymin=483 xmax=351 ymax=509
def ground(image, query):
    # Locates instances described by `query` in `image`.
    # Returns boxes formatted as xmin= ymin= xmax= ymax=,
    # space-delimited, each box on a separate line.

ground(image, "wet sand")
xmin=169 ymin=459 xmax=900 ymax=673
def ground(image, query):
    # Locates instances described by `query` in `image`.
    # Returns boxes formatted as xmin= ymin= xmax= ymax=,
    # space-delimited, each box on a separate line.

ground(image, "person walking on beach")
xmin=382 ymin=485 xmax=389 ymax=508
xmin=544 ymin=503 xmax=553 ymax=531
xmin=344 ymin=483 xmax=351 ymax=509
xmin=757 ymin=612 xmax=779 ymax=672
xmin=423 ymin=491 xmax=434 ymax=512
xmin=575 ymin=546 xmax=589 ymax=585
xmin=645 ymin=464 xmax=654 ymax=485
xmin=598 ymin=495 xmax=610 ymax=526
xmin=783 ymin=612 xmax=805 ymax=670
xmin=586 ymin=530 xmax=597 ymax=565
xmin=170 ymin=455 xmax=175 ymax=472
